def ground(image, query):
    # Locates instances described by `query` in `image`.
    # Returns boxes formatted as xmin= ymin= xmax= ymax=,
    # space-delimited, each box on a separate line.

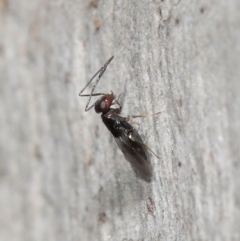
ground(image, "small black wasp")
xmin=79 ymin=56 xmax=159 ymax=182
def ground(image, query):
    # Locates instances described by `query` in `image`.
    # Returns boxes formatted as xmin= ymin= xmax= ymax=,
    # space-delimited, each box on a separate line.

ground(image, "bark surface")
xmin=0 ymin=1 xmax=240 ymax=240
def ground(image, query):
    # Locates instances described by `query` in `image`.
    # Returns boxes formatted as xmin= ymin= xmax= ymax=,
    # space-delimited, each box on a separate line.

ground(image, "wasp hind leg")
xmin=128 ymin=133 xmax=160 ymax=159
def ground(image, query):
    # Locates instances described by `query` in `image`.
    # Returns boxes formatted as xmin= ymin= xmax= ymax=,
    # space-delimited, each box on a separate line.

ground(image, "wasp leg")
xmin=126 ymin=111 xmax=161 ymax=121
xmin=129 ymin=137 xmax=160 ymax=159
xmin=112 ymin=94 xmax=123 ymax=112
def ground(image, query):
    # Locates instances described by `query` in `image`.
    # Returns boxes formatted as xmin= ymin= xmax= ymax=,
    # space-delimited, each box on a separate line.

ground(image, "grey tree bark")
xmin=0 ymin=0 xmax=240 ymax=240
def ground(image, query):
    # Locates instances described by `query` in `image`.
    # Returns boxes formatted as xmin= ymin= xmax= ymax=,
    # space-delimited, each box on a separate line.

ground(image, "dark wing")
xmin=114 ymin=129 xmax=152 ymax=182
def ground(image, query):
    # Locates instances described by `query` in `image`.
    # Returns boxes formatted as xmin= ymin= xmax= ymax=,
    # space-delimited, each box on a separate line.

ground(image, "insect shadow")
xmin=79 ymin=56 xmax=160 ymax=182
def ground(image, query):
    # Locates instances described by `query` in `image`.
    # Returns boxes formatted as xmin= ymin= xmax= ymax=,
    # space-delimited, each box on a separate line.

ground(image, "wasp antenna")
xmin=79 ymin=56 xmax=114 ymax=110
xmin=79 ymin=56 xmax=114 ymax=96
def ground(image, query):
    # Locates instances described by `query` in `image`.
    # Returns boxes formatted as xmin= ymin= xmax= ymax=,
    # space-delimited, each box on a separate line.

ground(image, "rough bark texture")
xmin=0 ymin=0 xmax=240 ymax=241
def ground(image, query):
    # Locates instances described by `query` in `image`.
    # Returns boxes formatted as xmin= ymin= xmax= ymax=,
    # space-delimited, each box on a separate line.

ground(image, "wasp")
xmin=79 ymin=56 xmax=159 ymax=182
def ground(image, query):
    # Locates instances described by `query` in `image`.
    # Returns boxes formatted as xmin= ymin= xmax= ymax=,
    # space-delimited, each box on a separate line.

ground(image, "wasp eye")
xmin=100 ymin=100 xmax=106 ymax=110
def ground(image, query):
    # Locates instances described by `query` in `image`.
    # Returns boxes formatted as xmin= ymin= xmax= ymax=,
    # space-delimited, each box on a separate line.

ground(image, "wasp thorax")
xmin=95 ymin=94 xmax=114 ymax=113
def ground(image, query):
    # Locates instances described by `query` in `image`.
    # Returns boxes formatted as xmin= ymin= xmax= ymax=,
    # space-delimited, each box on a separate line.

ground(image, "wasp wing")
xmin=114 ymin=128 xmax=152 ymax=182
